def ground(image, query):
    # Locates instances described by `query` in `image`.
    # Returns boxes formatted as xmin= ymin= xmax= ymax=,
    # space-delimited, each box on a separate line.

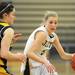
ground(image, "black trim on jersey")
xmin=0 ymin=64 xmax=7 ymax=69
xmin=23 ymin=58 xmax=30 ymax=75
xmin=40 ymin=50 xmax=46 ymax=55
xmin=0 ymin=58 xmax=7 ymax=67
xmin=34 ymin=30 xmax=44 ymax=40
xmin=0 ymin=26 xmax=13 ymax=38
xmin=49 ymin=34 xmax=54 ymax=38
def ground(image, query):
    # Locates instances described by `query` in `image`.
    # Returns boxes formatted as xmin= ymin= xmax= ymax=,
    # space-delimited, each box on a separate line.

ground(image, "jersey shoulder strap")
xmin=0 ymin=26 xmax=13 ymax=38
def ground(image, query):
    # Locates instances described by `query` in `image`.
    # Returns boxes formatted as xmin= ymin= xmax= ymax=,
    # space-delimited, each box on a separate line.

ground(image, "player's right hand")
xmin=43 ymin=60 xmax=56 ymax=73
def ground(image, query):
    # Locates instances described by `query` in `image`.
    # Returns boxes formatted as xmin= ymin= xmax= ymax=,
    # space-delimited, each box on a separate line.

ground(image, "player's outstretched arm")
xmin=53 ymin=35 xmax=73 ymax=60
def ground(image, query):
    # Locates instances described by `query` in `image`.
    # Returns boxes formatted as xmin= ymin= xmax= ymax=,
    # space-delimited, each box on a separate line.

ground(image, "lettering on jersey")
xmin=49 ymin=34 xmax=54 ymax=38
xmin=42 ymin=40 xmax=52 ymax=48
xmin=40 ymin=50 xmax=46 ymax=55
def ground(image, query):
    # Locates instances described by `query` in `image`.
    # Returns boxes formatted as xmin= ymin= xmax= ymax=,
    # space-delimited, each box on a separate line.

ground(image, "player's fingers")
xmin=14 ymin=34 xmax=22 ymax=37
xmin=48 ymin=64 xmax=56 ymax=73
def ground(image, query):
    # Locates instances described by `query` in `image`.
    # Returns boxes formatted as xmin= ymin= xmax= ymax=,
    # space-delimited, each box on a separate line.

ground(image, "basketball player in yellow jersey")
xmin=0 ymin=2 xmax=26 ymax=75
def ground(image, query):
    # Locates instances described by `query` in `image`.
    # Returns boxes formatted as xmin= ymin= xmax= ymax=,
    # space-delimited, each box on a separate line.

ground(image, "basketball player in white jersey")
xmin=21 ymin=11 xmax=74 ymax=75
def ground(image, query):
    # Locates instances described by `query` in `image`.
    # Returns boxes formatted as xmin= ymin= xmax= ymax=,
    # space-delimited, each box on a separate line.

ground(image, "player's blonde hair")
xmin=43 ymin=11 xmax=58 ymax=21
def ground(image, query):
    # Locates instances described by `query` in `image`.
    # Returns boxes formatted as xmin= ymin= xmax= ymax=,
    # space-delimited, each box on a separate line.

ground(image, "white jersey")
xmin=21 ymin=26 xmax=57 ymax=72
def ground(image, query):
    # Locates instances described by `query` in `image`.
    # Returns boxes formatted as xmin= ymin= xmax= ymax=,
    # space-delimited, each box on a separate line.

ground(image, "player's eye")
xmin=49 ymin=21 xmax=53 ymax=24
xmin=49 ymin=21 xmax=57 ymax=24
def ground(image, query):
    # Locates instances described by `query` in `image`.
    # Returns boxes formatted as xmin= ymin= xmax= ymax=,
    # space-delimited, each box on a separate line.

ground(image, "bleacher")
xmin=4 ymin=0 xmax=75 ymax=52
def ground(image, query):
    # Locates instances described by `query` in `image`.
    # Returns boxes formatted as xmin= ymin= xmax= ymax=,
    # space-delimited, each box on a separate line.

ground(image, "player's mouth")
xmin=51 ymin=28 xmax=56 ymax=30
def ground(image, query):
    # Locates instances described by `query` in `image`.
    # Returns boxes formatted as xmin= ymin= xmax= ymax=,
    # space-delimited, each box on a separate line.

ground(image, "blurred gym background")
xmin=0 ymin=0 xmax=75 ymax=75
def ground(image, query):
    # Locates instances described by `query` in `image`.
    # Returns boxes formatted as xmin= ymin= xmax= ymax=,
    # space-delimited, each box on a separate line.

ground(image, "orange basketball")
xmin=71 ymin=54 xmax=75 ymax=71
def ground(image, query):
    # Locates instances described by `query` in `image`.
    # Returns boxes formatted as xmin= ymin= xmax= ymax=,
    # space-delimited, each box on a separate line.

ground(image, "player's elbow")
xmin=61 ymin=55 xmax=66 ymax=60
xmin=1 ymin=51 xmax=8 ymax=59
xmin=60 ymin=54 xmax=68 ymax=60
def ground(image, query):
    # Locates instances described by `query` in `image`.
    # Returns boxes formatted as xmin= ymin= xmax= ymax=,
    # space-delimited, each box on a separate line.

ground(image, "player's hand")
xmin=44 ymin=60 xmax=56 ymax=73
xmin=16 ymin=53 xmax=26 ymax=63
xmin=12 ymin=32 xmax=22 ymax=43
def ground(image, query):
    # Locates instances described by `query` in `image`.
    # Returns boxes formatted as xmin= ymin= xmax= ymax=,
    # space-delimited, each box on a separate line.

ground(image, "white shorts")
xmin=20 ymin=63 xmax=26 ymax=73
xmin=31 ymin=64 xmax=58 ymax=75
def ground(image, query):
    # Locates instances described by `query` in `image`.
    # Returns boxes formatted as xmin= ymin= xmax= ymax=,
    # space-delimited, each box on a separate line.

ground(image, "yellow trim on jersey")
xmin=0 ymin=67 xmax=10 ymax=75
xmin=0 ymin=59 xmax=4 ymax=65
xmin=0 ymin=23 xmax=9 ymax=26
xmin=0 ymin=67 xmax=6 ymax=73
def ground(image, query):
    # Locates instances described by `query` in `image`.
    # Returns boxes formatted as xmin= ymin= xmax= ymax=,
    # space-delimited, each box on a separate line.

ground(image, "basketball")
xmin=71 ymin=54 xmax=75 ymax=71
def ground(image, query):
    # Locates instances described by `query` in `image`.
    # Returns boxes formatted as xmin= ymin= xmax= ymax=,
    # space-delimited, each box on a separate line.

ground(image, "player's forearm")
xmin=61 ymin=52 xmax=73 ymax=60
xmin=1 ymin=51 xmax=19 ymax=61
xmin=27 ymin=51 xmax=45 ymax=64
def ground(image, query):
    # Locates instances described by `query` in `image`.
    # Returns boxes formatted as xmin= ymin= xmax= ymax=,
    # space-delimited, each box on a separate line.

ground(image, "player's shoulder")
xmin=36 ymin=30 xmax=46 ymax=38
xmin=34 ymin=26 xmax=46 ymax=35
xmin=34 ymin=27 xmax=47 ymax=40
xmin=4 ymin=27 xmax=14 ymax=35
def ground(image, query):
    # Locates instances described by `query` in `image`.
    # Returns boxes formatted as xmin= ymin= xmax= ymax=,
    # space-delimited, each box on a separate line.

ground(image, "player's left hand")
xmin=12 ymin=32 xmax=22 ymax=43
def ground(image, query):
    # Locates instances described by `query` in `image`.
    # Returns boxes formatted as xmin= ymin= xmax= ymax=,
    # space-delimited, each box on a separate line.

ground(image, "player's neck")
xmin=45 ymin=26 xmax=52 ymax=35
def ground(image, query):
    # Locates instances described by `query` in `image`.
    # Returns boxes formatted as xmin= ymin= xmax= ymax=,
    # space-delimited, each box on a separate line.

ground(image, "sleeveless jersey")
xmin=24 ymin=26 xmax=57 ymax=67
xmin=0 ymin=22 xmax=13 ymax=75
